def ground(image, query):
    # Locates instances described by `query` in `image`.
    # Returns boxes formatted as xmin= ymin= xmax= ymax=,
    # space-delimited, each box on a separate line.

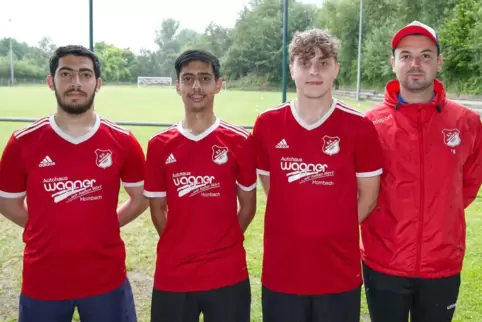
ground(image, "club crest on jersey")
xmin=95 ymin=149 xmax=113 ymax=169
xmin=322 ymin=136 xmax=340 ymax=155
xmin=442 ymin=129 xmax=461 ymax=147
xmin=212 ymin=145 xmax=228 ymax=165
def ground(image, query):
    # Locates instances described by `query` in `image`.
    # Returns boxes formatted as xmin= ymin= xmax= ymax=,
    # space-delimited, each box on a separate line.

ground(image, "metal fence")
xmin=0 ymin=117 xmax=255 ymax=130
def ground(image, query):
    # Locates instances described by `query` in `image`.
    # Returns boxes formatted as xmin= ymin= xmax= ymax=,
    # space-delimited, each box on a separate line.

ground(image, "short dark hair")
xmin=49 ymin=45 xmax=102 ymax=79
xmin=174 ymin=50 xmax=220 ymax=80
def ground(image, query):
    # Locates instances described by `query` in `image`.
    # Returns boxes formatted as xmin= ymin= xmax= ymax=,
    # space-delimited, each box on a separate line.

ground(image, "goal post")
xmin=137 ymin=76 xmax=173 ymax=87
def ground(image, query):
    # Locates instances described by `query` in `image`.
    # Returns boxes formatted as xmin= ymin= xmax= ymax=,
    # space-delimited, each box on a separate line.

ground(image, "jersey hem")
xmin=0 ymin=190 xmax=26 ymax=198
xmin=256 ymin=169 xmax=270 ymax=176
xmin=356 ymin=168 xmax=383 ymax=177
xmin=261 ymin=278 xmax=363 ymax=296
xmin=122 ymin=180 xmax=144 ymax=187
xmin=237 ymin=182 xmax=257 ymax=191
xmin=154 ymin=272 xmax=249 ymax=293
xmin=361 ymin=259 xmax=462 ymax=279
xmin=144 ymin=190 xmax=166 ymax=198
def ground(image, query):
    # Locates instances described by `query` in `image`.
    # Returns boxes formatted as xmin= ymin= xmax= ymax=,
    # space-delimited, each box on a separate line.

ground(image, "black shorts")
xmin=150 ymin=278 xmax=250 ymax=322
xmin=262 ymin=284 xmax=361 ymax=322
xmin=362 ymin=262 xmax=461 ymax=322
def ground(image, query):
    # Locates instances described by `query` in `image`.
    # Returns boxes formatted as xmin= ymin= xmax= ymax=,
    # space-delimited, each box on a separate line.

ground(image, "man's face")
xmin=47 ymin=55 xmax=101 ymax=115
xmin=391 ymin=35 xmax=443 ymax=93
xmin=289 ymin=47 xmax=340 ymax=99
xmin=176 ymin=60 xmax=222 ymax=113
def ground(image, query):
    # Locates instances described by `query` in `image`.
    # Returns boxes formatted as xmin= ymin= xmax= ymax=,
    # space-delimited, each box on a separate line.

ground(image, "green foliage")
xmin=0 ymin=0 xmax=479 ymax=93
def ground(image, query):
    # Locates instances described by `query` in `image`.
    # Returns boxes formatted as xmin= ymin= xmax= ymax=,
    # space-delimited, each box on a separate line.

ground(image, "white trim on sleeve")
xmin=256 ymin=169 xmax=270 ymax=176
xmin=237 ymin=182 xmax=257 ymax=191
xmin=0 ymin=190 xmax=26 ymax=198
xmin=122 ymin=180 xmax=144 ymax=187
xmin=143 ymin=190 xmax=167 ymax=198
xmin=356 ymin=168 xmax=383 ymax=178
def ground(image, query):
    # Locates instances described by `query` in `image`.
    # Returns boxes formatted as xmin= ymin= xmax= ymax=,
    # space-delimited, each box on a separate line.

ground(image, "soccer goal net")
xmin=137 ymin=76 xmax=173 ymax=87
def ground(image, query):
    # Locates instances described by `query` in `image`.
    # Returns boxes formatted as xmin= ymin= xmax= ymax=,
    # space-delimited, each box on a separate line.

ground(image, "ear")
xmin=214 ymin=78 xmax=222 ymax=94
xmin=289 ymin=63 xmax=294 ymax=80
xmin=436 ymin=54 xmax=443 ymax=73
xmin=334 ymin=62 xmax=340 ymax=79
xmin=96 ymin=78 xmax=102 ymax=92
xmin=175 ymin=79 xmax=181 ymax=95
xmin=46 ymin=75 xmax=55 ymax=90
xmin=390 ymin=55 xmax=396 ymax=73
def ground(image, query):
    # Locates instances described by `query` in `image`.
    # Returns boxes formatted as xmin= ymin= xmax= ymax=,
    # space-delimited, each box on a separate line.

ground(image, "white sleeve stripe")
xmin=122 ymin=180 xmax=144 ymax=187
xmin=256 ymin=169 xmax=270 ymax=176
xmin=356 ymin=168 xmax=383 ymax=177
xmin=143 ymin=190 xmax=166 ymax=198
xmin=0 ymin=190 xmax=26 ymax=198
xmin=237 ymin=182 xmax=257 ymax=191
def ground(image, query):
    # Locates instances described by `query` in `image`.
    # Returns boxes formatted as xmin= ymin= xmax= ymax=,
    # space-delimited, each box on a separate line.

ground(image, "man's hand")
xmin=117 ymin=186 xmax=148 ymax=227
xmin=357 ymin=176 xmax=381 ymax=223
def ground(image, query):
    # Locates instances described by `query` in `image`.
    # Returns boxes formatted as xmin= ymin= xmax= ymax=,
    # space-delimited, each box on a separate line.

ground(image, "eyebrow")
xmin=399 ymin=49 xmax=434 ymax=55
xmin=58 ymin=67 xmax=94 ymax=73
xmin=181 ymin=72 xmax=213 ymax=77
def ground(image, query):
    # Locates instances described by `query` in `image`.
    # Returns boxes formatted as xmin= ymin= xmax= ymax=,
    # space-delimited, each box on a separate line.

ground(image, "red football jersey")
xmin=144 ymin=118 xmax=256 ymax=292
xmin=0 ymin=114 xmax=145 ymax=300
xmin=253 ymin=99 xmax=383 ymax=295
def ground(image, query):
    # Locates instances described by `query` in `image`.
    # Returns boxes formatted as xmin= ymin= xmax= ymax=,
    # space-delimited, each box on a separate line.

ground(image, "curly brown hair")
xmin=288 ymin=29 xmax=340 ymax=63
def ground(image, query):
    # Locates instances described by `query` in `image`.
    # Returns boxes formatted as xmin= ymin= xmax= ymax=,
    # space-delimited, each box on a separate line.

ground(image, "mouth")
xmin=66 ymin=91 xmax=86 ymax=97
xmin=306 ymin=81 xmax=323 ymax=85
xmin=189 ymin=94 xmax=205 ymax=102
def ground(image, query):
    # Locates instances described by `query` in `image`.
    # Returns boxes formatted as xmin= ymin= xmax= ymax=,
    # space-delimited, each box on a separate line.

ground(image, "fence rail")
xmin=0 ymin=117 xmax=255 ymax=130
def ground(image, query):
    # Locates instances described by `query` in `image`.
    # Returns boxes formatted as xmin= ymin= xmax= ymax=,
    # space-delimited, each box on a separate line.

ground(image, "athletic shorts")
xmin=262 ymin=284 xmax=361 ymax=322
xmin=18 ymin=278 xmax=136 ymax=322
xmin=363 ymin=262 xmax=461 ymax=322
xmin=151 ymin=278 xmax=251 ymax=322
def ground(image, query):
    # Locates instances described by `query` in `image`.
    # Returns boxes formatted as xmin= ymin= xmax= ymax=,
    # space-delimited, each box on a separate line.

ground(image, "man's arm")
xmin=259 ymin=174 xmax=270 ymax=197
xmin=149 ymin=197 xmax=167 ymax=236
xmin=357 ymin=176 xmax=381 ymax=223
xmin=0 ymin=134 xmax=28 ymax=228
xmin=118 ymin=132 xmax=147 ymax=227
xmin=463 ymin=120 xmax=482 ymax=208
xmin=237 ymin=186 xmax=257 ymax=232
xmin=0 ymin=196 xmax=28 ymax=228
xmin=117 ymin=186 xmax=149 ymax=227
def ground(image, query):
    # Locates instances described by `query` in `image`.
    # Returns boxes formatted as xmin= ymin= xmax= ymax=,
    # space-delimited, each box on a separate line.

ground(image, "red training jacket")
xmin=361 ymin=79 xmax=482 ymax=278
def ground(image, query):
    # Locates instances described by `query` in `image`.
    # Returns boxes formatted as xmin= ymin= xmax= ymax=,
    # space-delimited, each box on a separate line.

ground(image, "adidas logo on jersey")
xmin=276 ymin=139 xmax=289 ymax=149
xmin=166 ymin=153 xmax=176 ymax=164
xmin=39 ymin=156 xmax=55 ymax=167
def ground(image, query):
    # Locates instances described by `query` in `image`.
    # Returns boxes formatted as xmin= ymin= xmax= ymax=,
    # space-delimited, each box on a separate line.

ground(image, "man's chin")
xmin=58 ymin=103 xmax=92 ymax=115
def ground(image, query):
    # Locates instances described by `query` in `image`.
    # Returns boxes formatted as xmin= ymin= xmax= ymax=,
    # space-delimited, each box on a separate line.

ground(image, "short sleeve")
xmin=143 ymin=138 xmax=167 ymax=198
xmin=252 ymin=115 xmax=270 ymax=176
xmin=0 ymin=134 xmax=27 ymax=198
xmin=355 ymin=118 xmax=384 ymax=177
xmin=235 ymin=134 xmax=257 ymax=191
xmin=121 ymin=132 xmax=146 ymax=187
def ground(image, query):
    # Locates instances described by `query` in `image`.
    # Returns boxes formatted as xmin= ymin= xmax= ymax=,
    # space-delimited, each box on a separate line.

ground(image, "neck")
xmin=182 ymin=110 xmax=217 ymax=135
xmin=54 ymin=108 xmax=97 ymax=138
xmin=399 ymin=85 xmax=434 ymax=104
xmin=294 ymin=92 xmax=334 ymax=125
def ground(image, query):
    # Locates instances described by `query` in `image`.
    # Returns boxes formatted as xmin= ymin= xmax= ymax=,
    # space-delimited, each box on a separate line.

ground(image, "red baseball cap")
xmin=392 ymin=21 xmax=440 ymax=54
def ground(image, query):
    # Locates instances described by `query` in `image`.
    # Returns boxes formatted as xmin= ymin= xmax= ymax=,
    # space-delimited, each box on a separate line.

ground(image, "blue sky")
xmin=0 ymin=0 xmax=321 ymax=54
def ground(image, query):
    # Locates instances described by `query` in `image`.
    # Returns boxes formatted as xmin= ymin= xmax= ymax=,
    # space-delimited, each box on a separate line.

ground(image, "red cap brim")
xmin=392 ymin=25 xmax=438 ymax=49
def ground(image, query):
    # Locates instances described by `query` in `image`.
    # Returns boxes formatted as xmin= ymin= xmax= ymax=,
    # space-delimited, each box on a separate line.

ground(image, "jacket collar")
xmin=383 ymin=79 xmax=447 ymax=113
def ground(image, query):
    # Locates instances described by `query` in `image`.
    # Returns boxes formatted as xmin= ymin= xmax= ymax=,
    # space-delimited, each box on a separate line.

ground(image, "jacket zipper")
xmin=415 ymin=111 xmax=424 ymax=275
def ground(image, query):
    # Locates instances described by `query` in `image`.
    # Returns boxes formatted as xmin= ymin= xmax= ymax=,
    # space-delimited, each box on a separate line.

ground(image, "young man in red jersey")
xmin=144 ymin=49 xmax=257 ymax=322
xmin=252 ymin=29 xmax=383 ymax=322
xmin=360 ymin=21 xmax=482 ymax=322
xmin=0 ymin=45 xmax=147 ymax=322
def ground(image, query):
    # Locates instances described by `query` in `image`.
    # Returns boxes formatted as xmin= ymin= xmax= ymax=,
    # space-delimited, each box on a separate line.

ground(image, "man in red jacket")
xmin=361 ymin=21 xmax=482 ymax=322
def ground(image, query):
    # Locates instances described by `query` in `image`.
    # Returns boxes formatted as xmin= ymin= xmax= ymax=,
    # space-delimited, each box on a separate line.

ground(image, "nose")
xmin=309 ymin=64 xmax=320 ymax=76
xmin=192 ymin=78 xmax=201 ymax=90
xmin=411 ymin=56 xmax=422 ymax=68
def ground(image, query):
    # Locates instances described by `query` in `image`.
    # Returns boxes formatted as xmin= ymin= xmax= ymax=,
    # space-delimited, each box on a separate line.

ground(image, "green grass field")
xmin=0 ymin=86 xmax=480 ymax=321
